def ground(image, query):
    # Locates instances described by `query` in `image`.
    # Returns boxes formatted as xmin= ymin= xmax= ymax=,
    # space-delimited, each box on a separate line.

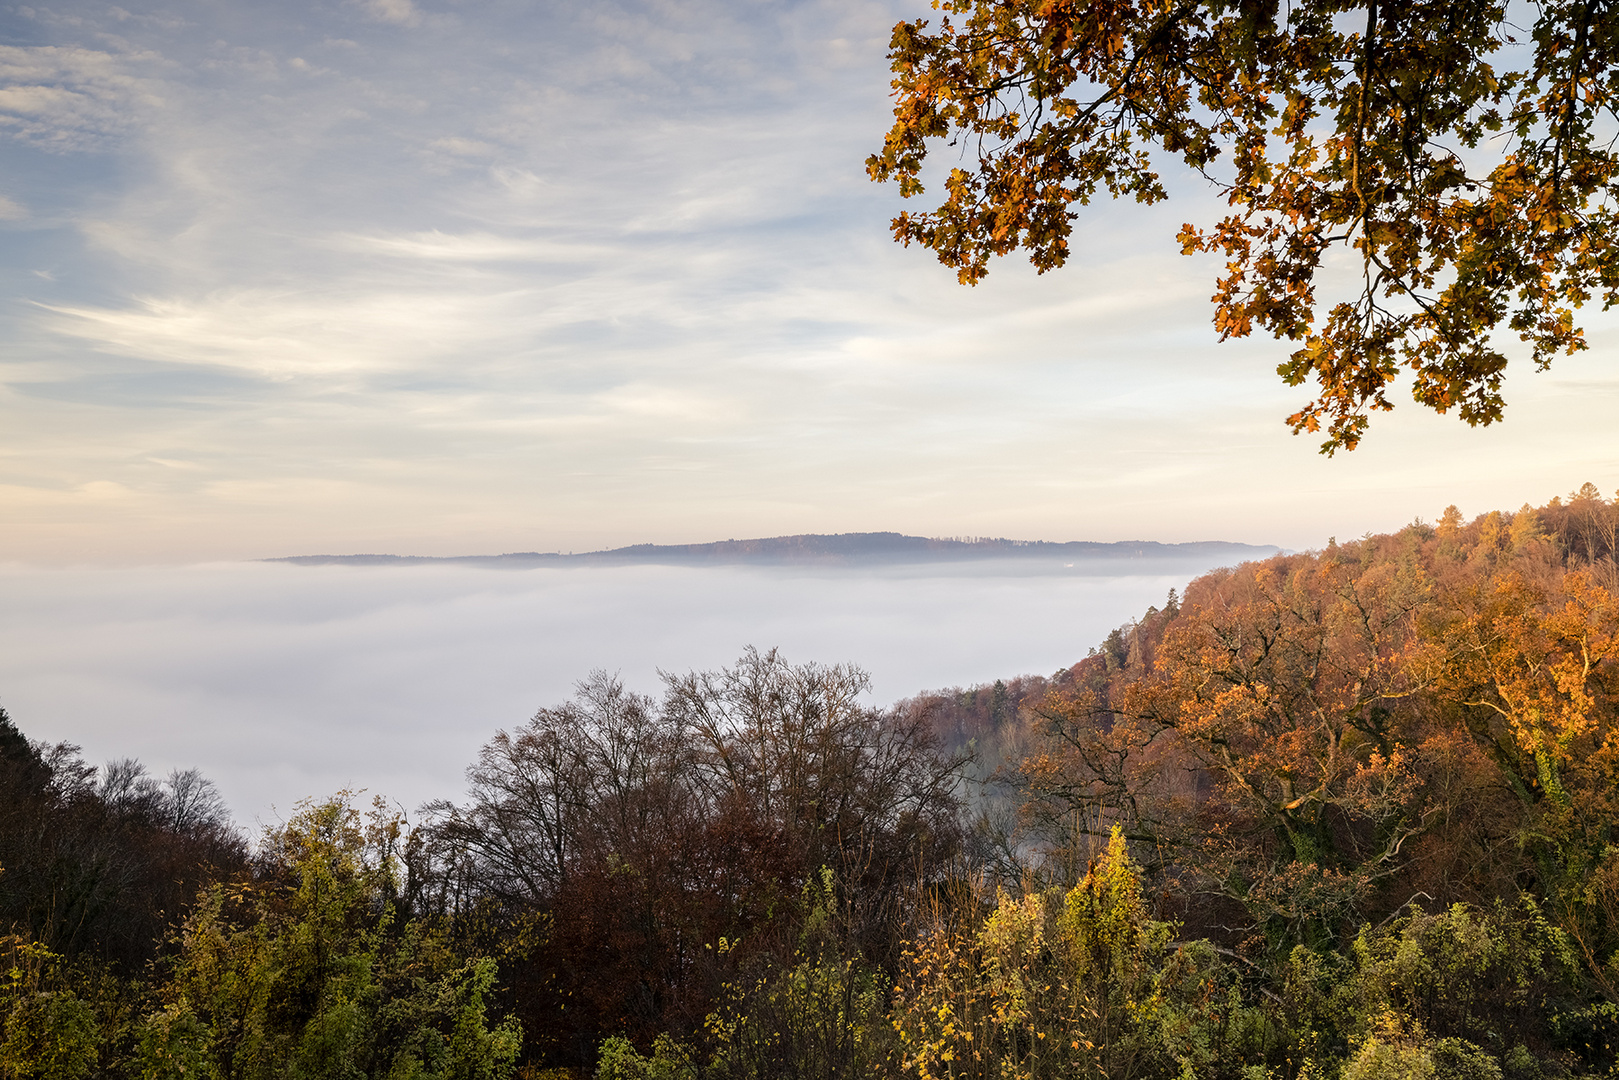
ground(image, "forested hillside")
xmin=8 ymin=486 xmax=1619 ymax=1079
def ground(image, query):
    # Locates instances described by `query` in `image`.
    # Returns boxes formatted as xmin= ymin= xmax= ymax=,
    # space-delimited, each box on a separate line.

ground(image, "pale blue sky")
xmin=3 ymin=0 xmax=1617 ymax=564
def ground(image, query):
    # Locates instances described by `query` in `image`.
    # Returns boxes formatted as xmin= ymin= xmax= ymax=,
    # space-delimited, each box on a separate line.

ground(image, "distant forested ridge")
xmin=270 ymin=532 xmax=1279 ymax=568
xmin=10 ymin=487 xmax=1619 ymax=1080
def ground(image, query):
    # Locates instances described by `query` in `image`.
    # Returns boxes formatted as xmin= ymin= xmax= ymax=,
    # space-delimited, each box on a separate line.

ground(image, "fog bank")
xmin=0 ymin=558 xmax=1236 ymax=824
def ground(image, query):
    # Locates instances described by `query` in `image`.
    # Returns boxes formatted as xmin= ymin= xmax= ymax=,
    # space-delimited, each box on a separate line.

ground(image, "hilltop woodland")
xmin=12 ymin=487 xmax=1619 ymax=1079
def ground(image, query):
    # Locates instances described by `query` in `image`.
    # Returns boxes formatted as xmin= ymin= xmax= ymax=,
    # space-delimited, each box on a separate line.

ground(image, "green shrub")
xmin=595 ymin=1034 xmax=696 ymax=1080
xmin=0 ymin=941 xmax=100 ymax=1080
xmin=137 ymin=796 xmax=522 ymax=1080
xmin=0 ymin=989 xmax=98 ymax=1080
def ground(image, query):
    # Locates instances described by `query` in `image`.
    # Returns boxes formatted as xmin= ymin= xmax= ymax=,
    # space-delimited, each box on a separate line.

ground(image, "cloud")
xmin=357 ymin=0 xmax=421 ymax=27
xmin=0 ymin=44 xmax=165 ymax=150
xmin=338 ymin=230 xmax=610 ymax=263
xmin=37 ymin=284 xmax=590 ymax=376
xmin=425 ymin=136 xmax=495 ymax=159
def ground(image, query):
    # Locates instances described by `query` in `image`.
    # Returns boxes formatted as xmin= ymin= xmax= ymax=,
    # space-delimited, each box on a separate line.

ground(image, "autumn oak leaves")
xmin=867 ymin=0 xmax=1619 ymax=451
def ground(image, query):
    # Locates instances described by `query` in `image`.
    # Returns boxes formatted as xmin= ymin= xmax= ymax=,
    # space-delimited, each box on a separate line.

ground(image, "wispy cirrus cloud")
xmin=336 ymin=230 xmax=614 ymax=263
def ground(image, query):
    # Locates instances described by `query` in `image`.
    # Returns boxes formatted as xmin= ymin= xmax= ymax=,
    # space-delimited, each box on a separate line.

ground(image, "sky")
xmin=2 ymin=0 xmax=1617 ymax=566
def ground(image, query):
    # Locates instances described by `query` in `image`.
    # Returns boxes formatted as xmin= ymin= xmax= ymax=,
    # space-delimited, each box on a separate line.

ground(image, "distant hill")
xmin=269 ymin=532 xmax=1279 ymax=568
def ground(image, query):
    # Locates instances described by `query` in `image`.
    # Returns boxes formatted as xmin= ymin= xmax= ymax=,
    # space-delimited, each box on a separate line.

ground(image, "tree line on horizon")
xmin=7 ymin=485 xmax=1619 ymax=1079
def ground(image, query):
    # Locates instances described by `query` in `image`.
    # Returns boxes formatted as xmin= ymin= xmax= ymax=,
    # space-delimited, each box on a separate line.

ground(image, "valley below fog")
xmin=0 ymin=551 xmax=1254 ymax=823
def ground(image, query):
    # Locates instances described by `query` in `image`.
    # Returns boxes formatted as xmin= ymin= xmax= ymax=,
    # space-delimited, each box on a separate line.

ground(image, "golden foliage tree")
xmin=1016 ymin=489 xmax=1619 ymax=956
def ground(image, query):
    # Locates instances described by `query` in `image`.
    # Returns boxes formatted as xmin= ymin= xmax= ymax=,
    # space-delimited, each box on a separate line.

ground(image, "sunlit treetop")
xmin=867 ymin=0 xmax=1619 ymax=453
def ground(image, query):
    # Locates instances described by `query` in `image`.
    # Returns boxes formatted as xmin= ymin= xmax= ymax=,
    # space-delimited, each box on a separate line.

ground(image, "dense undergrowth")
xmin=8 ymin=485 xmax=1619 ymax=1079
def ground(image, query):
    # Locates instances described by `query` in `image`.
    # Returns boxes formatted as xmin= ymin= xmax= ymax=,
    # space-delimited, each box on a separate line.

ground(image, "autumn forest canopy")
xmin=11 ymin=485 xmax=1619 ymax=1079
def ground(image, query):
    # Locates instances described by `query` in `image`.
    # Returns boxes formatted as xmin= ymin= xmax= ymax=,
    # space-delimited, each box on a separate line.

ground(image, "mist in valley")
xmin=0 ymin=555 xmax=1234 ymax=824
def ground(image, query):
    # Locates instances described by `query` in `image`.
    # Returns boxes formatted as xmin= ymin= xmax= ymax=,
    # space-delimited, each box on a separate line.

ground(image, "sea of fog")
xmin=0 ymin=557 xmax=1239 ymax=826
